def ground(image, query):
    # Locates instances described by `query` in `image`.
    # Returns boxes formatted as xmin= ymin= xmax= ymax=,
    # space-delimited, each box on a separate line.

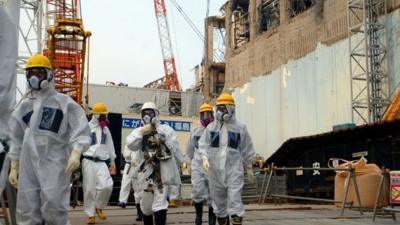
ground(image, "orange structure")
xmin=383 ymin=89 xmax=400 ymax=121
xmin=44 ymin=0 xmax=91 ymax=106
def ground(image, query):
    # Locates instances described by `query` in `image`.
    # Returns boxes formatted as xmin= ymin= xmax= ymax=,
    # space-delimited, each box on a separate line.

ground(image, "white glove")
xmin=182 ymin=161 xmax=188 ymax=170
xmin=65 ymin=149 xmax=81 ymax=175
xmin=131 ymin=160 xmax=137 ymax=168
xmin=109 ymin=160 xmax=116 ymax=175
xmin=246 ymin=164 xmax=255 ymax=183
xmin=9 ymin=160 xmax=19 ymax=188
xmin=139 ymin=124 xmax=153 ymax=136
xmin=202 ymin=155 xmax=209 ymax=173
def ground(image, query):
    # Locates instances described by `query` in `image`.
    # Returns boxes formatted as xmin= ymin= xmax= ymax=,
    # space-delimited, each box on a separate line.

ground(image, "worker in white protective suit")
xmin=184 ymin=103 xmax=216 ymax=225
xmin=0 ymin=6 xmax=17 ymax=190
xmin=0 ymin=7 xmax=17 ymax=156
xmin=198 ymin=93 xmax=256 ymax=225
xmin=168 ymin=144 xmax=184 ymax=208
xmin=118 ymin=146 xmax=144 ymax=221
xmin=8 ymin=54 xmax=91 ymax=225
xmin=82 ymin=102 xmax=116 ymax=224
xmin=126 ymin=102 xmax=182 ymax=225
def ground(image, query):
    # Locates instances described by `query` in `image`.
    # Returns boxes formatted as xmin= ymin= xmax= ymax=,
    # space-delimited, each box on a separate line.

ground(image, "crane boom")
xmin=153 ymin=0 xmax=181 ymax=91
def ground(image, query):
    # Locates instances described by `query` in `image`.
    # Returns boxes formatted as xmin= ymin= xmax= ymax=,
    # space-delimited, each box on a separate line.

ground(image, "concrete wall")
xmin=225 ymin=0 xmax=400 ymax=88
xmin=86 ymin=84 xmax=203 ymax=117
xmin=232 ymin=8 xmax=400 ymax=159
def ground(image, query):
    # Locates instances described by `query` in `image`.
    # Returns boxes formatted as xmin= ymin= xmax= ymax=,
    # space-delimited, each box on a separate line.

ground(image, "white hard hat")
xmin=141 ymin=102 xmax=159 ymax=112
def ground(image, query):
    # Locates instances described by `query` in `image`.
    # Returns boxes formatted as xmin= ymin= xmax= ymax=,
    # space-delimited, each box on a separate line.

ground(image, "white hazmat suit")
xmin=0 ymin=7 xmax=17 ymax=153
xmin=187 ymin=125 xmax=217 ymax=225
xmin=126 ymin=102 xmax=183 ymax=225
xmin=187 ymin=126 xmax=211 ymax=203
xmin=8 ymin=83 xmax=91 ymax=225
xmin=119 ymin=146 xmax=144 ymax=220
xmin=198 ymin=117 xmax=255 ymax=219
xmin=119 ymin=146 xmax=141 ymax=204
xmin=168 ymin=146 xmax=184 ymax=205
xmin=82 ymin=116 xmax=116 ymax=218
xmin=126 ymin=124 xmax=181 ymax=216
xmin=0 ymin=7 xmax=17 ymax=195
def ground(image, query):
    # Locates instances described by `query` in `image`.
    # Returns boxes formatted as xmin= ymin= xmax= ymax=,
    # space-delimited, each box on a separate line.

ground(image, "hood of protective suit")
xmin=141 ymin=110 xmax=160 ymax=126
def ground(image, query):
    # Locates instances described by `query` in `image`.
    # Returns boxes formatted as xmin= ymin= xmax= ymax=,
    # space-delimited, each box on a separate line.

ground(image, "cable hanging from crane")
xmin=171 ymin=0 xmax=225 ymax=62
xmin=170 ymin=0 xmax=204 ymax=42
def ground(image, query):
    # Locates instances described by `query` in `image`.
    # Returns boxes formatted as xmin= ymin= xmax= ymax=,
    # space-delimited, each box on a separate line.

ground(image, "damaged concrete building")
xmin=199 ymin=0 xmax=400 ymax=158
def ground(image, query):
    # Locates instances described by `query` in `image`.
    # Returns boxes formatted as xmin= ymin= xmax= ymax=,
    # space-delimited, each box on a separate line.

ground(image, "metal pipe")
xmin=341 ymin=165 xmax=352 ymax=216
xmin=258 ymin=168 xmax=268 ymax=204
xmin=261 ymin=163 xmax=274 ymax=204
xmin=263 ymin=164 xmax=363 ymax=217
xmin=352 ymin=170 xmax=363 ymax=215
xmin=272 ymin=167 xmax=352 ymax=171
xmin=269 ymin=194 xmax=353 ymax=204
xmin=372 ymin=174 xmax=385 ymax=221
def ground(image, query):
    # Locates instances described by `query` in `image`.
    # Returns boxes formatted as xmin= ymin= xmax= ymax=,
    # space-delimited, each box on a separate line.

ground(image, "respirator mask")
xmin=216 ymin=105 xmax=234 ymax=122
xmin=26 ymin=67 xmax=53 ymax=91
xmin=141 ymin=109 xmax=157 ymax=125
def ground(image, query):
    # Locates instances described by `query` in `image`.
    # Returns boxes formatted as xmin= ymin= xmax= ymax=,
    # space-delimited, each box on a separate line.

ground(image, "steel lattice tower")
xmin=348 ymin=0 xmax=388 ymax=124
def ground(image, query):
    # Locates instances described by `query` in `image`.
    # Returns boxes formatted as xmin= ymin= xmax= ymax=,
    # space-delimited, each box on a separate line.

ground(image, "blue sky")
xmin=80 ymin=0 xmax=226 ymax=90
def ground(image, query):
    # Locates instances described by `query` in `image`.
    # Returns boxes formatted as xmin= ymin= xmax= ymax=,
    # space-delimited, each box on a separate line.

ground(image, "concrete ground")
xmin=69 ymin=204 xmax=400 ymax=225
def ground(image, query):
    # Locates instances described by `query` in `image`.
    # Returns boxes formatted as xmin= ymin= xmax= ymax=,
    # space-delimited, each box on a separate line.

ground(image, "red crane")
xmin=152 ymin=0 xmax=181 ymax=91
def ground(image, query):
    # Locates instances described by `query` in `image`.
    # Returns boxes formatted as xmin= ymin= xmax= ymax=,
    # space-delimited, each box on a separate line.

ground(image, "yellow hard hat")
xmin=199 ymin=103 xmax=213 ymax=113
xmin=216 ymin=93 xmax=235 ymax=106
xmin=26 ymin=54 xmax=53 ymax=70
xmin=92 ymin=102 xmax=109 ymax=115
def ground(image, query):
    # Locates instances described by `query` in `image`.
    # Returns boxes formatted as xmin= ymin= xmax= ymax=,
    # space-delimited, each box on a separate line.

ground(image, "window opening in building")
xmin=259 ymin=0 xmax=280 ymax=33
xmin=231 ymin=0 xmax=250 ymax=48
xmin=289 ymin=0 xmax=315 ymax=17
xmin=214 ymin=71 xmax=225 ymax=95
xmin=213 ymin=27 xmax=226 ymax=63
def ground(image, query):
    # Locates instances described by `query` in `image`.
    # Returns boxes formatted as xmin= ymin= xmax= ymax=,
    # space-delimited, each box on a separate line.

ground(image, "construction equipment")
xmin=44 ymin=0 xmax=91 ymax=108
xmin=382 ymin=89 xmax=400 ymax=121
xmin=149 ymin=0 xmax=181 ymax=91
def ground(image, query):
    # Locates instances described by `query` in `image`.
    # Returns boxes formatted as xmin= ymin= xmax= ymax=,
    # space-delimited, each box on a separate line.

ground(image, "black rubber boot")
xmin=154 ymin=210 xmax=167 ymax=225
xmin=136 ymin=204 xmax=143 ymax=221
xmin=231 ymin=215 xmax=243 ymax=225
xmin=143 ymin=214 xmax=154 ymax=225
xmin=208 ymin=207 xmax=216 ymax=225
xmin=217 ymin=216 xmax=229 ymax=225
xmin=194 ymin=202 xmax=203 ymax=225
